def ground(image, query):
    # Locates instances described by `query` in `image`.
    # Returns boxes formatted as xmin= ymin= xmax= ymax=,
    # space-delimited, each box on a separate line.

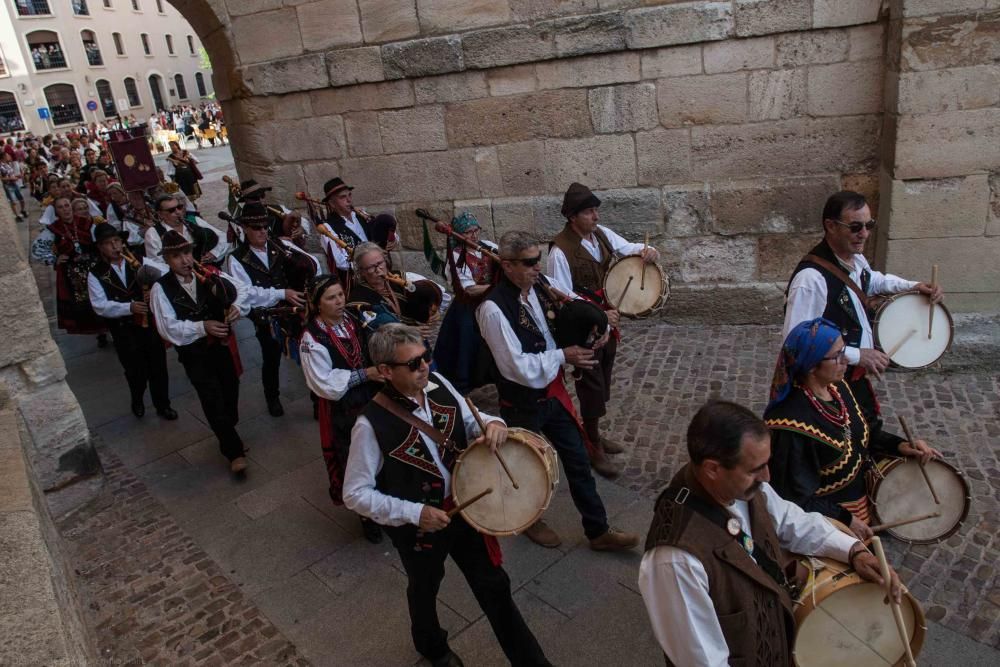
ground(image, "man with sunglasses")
xmin=783 ymin=190 xmax=944 ymax=416
xmin=144 ymin=194 xmax=231 ymax=269
xmin=343 ymin=324 xmax=550 ymax=667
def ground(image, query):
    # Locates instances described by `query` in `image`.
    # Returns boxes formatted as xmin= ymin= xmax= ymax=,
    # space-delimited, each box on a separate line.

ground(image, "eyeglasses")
xmin=831 ymin=218 xmax=877 ymax=234
xmin=361 ymin=259 xmax=386 ymax=274
xmin=387 ymin=349 xmax=432 ymax=372
xmin=822 ymin=348 xmax=847 ymax=363
xmin=506 ymin=254 xmax=542 ymax=267
xmin=160 ymin=204 xmax=184 ymax=213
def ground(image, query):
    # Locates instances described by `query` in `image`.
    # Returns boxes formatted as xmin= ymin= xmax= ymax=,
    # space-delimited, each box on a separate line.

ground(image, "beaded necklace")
xmin=804 ymin=384 xmax=851 ymax=444
xmin=318 ymin=315 xmax=363 ymax=369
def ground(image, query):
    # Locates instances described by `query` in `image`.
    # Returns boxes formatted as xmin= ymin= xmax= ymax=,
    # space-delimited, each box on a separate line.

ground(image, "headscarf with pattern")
xmin=767 ymin=317 xmax=842 ymax=412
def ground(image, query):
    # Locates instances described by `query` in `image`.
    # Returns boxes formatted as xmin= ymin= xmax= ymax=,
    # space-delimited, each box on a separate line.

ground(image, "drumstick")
xmin=869 ymin=511 xmax=941 ymax=533
xmin=447 ymin=487 xmax=493 ymax=518
xmin=465 ymin=396 xmax=518 ymax=489
xmin=871 ymin=537 xmax=916 ymax=667
xmin=615 ymin=276 xmax=634 ymax=311
xmin=898 ymin=416 xmax=941 ymax=505
xmin=927 ymin=264 xmax=938 ymax=339
xmin=641 ymin=232 xmax=648 ymax=290
xmin=885 ymin=328 xmax=917 ymax=359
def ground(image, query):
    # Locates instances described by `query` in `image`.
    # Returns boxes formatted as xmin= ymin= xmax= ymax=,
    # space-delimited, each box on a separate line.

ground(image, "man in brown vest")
xmin=638 ymin=400 xmax=902 ymax=666
xmin=548 ymin=182 xmax=660 ymax=478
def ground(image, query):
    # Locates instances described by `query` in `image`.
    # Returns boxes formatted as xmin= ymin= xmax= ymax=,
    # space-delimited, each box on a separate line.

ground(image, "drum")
xmin=451 ymin=428 xmax=559 ymax=536
xmin=872 ymin=291 xmax=953 ymax=370
xmin=871 ymin=457 xmax=970 ymax=544
xmin=792 ymin=556 xmax=926 ymax=667
xmin=603 ymin=255 xmax=669 ymax=317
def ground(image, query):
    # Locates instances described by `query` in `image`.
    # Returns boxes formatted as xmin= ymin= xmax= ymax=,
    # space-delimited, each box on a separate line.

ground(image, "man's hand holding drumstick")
xmin=473 ymin=419 xmax=508 ymax=455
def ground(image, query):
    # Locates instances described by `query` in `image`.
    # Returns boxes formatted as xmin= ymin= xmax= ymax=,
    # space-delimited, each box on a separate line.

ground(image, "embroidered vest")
xmin=787 ymin=240 xmax=871 ymax=349
xmin=551 ymin=224 xmax=614 ymax=297
xmin=90 ymin=260 xmax=140 ymax=319
xmin=232 ymin=243 xmax=288 ymax=290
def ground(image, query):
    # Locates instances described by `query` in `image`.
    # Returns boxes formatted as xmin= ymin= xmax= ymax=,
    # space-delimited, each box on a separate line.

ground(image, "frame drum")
xmin=872 ymin=291 xmax=953 ymax=370
xmin=451 ymin=428 xmax=559 ymax=536
xmin=603 ymin=255 xmax=669 ymax=317
xmin=871 ymin=458 xmax=970 ymax=544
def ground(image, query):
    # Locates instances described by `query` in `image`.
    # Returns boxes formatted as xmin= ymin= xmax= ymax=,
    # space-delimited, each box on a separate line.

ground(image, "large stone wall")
xmin=170 ymin=0 xmax=998 ymax=321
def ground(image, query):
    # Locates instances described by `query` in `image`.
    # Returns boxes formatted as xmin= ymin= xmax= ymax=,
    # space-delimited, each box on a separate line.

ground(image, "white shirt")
xmin=317 ymin=225 xmax=351 ymax=271
xmin=445 ymin=240 xmax=498 ymax=290
xmin=546 ymin=223 xmax=647 ymax=294
xmin=782 ymin=250 xmax=917 ymax=365
xmin=343 ymin=373 xmax=503 ymax=527
xmin=300 ymin=325 xmax=365 ymax=401
xmin=105 ymin=204 xmax=145 ymax=245
xmin=638 ymin=483 xmax=859 ymax=667
xmin=149 ymin=270 xmax=248 ymax=346
xmin=144 ymin=215 xmax=231 ymax=262
xmin=226 ymin=241 xmax=322 ymax=310
xmin=38 ymin=198 xmax=101 ymax=226
xmin=87 ymin=259 xmax=132 ymax=319
xmin=342 ymin=210 xmax=368 ymax=243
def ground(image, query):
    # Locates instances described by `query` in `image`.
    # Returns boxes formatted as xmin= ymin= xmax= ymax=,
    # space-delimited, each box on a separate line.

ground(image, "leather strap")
xmin=372 ymin=391 xmax=448 ymax=447
xmin=803 ymin=253 xmax=868 ymax=309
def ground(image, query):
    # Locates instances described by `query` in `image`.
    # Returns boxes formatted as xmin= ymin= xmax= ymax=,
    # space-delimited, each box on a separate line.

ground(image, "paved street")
xmin=21 ymin=145 xmax=1000 ymax=665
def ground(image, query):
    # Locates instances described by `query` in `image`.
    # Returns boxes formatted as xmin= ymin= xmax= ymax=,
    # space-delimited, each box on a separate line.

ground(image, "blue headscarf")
xmin=448 ymin=211 xmax=480 ymax=253
xmin=767 ymin=318 xmax=842 ymax=412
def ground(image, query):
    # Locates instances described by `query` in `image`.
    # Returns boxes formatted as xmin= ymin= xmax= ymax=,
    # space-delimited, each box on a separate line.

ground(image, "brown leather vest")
xmin=644 ymin=465 xmax=794 ymax=667
xmin=551 ymin=224 xmax=614 ymax=294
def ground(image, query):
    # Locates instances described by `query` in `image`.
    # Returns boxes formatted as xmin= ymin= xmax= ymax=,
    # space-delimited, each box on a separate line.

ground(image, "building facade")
xmin=0 ymin=0 xmax=213 ymax=135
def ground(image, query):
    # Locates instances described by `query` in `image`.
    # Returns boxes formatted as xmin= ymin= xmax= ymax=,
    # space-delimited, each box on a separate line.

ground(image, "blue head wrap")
xmin=767 ymin=318 xmax=842 ymax=412
xmin=448 ymin=211 xmax=480 ymax=251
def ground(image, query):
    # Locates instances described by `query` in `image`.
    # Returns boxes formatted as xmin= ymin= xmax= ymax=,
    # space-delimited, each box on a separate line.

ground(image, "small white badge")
xmin=727 ymin=518 xmax=741 ymax=536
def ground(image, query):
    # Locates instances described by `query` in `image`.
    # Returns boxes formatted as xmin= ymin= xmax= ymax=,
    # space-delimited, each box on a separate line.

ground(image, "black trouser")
xmin=394 ymin=517 xmax=550 ymax=666
xmin=179 ymin=342 xmax=243 ymax=460
xmin=108 ymin=320 xmax=170 ymax=410
xmin=574 ymin=334 xmax=617 ymax=420
xmin=254 ymin=319 xmax=282 ymax=400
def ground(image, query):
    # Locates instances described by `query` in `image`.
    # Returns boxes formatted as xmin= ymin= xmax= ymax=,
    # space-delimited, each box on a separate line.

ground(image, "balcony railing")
xmin=15 ymin=1 xmax=52 ymax=16
xmin=30 ymin=44 xmax=67 ymax=70
xmin=84 ymin=44 xmax=103 ymax=67
xmin=73 ymin=0 xmax=90 ymax=16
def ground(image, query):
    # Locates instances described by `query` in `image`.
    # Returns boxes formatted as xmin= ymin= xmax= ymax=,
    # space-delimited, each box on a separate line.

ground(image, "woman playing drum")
xmin=763 ymin=318 xmax=940 ymax=541
xmin=299 ymin=275 xmax=384 ymax=543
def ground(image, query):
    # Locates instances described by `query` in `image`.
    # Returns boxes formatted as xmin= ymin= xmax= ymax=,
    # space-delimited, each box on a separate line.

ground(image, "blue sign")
xmin=86 ymin=100 xmax=98 ymax=111
xmin=37 ymin=108 xmax=50 ymax=120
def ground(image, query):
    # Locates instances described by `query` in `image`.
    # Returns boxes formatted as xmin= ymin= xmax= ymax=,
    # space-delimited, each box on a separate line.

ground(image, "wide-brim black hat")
xmin=93 ymin=222 xmax=129 ymax=244
xmin=238 ymin=202 xmax=271 ymax=228
xmin=561 ymin=182 xmax=601 ymax=218
xmin=323 ymin=177 xmax=353 ymax=201
xmin=238 ymin=179 xmax=271 ymax=201
xmin=158 ymin=229 xmax=193 ymax=256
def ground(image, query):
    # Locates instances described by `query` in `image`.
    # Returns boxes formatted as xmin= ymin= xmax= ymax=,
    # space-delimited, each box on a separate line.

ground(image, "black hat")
xmin=560 ymin=182 xmax=601 ymax=218
xmin=323 ymin=177 xmax=353 ymax=201
xmin=238 ymin=179 xmax=271 ymax=201
xmin=237 ymin=202 xmax=271 ymax=228
xmin=158 ymin=229 xmax=193 ymax=256
xmin=93 ymin=222 xmax=128 ymax=244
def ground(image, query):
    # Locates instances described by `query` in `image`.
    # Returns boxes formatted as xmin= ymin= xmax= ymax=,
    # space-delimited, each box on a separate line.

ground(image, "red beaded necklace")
xmin=804 ymin=384 xmax=851 ymax=443
xmin=318 ymin=316 xmax=363 ymax=369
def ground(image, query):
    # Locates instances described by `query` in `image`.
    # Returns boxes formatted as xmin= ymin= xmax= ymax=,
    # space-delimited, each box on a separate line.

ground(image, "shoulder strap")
xmin=803 ymin=253 xmax=868 ymax=308
xmin=372 ymin=392 xmax=448 ymax=447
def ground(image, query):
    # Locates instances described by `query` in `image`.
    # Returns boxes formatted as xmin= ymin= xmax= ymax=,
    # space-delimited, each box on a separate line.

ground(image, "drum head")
xmin=875 ymin=293 xmax=953 ymax=369
xmin=603 ymin=255 xmax=667 ymax=317
xmin=452 ymin=435 xmax=554 ymax=536
xmin=872 ymin=459 xmax=969 ymax=543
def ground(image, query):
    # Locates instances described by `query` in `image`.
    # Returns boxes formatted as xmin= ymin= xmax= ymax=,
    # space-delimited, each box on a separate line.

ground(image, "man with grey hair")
xmin=343 ymin=323 xmax=550 ymax=667
xmin=476 ymin=230 xmax=639 ymax=551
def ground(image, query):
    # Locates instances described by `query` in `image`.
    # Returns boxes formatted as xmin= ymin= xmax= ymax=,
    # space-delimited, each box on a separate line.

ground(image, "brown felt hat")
xmin=560 ymin=182 xmax=601 ymax=218
xmin=237 ymin=202 xmax=271 ymax=228
xmin=159 ymin=229 xmax=193 ymax=256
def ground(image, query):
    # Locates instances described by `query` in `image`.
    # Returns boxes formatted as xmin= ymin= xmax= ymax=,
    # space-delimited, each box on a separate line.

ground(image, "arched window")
xmin=95 ymin=79 xmax=116 ymax=118
xmin=165 ymin=34 xmax=174 ymax=56
xmin=0 ymin=92 xmax=25 ymax=133
xmin=195 ymin=72 xmax=207 ymax=97
xmin=174 ymin=73 xmax=187 ymax=100
xmin=140 ymin=33 xmax=150 ymax=55
xmin=81 ymin=30 xmax=103 ymax=67
xmin=187 ymin=35 xmax=195 ymax=55
xmin=16 ymin=2 xmax=53 ymax=17
xmin=26 ymin=31 xmax=67 ymax=71
xmin=123 ymin=77 xmax=140 ymax=107
xmin=43 ymin=84 xmax=83 ymax=125
xmin=112 ymin=32 xmax=124 ymax=56
xmin=72 ymin=0 xmax=90 ymax=16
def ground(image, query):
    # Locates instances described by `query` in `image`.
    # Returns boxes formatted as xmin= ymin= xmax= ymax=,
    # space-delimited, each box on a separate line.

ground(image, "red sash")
xmin=545 ymin=370 xmax=599 ymax=459
xmin=443 ymin=496 xmax=503 ymax=567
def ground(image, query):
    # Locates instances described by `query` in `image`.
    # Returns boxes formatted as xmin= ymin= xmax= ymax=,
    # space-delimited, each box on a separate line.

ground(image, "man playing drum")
xmin=547 ymin=182 xmax=660 ymax=478
xmin=639 ymin=400 xmax=904 ymax=667
xmin=342 ymin=324 xmax=551 ymax=667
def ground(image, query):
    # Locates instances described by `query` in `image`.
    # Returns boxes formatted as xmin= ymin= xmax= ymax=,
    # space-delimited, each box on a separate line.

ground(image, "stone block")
xmin=532 ymin=195 xmax=571 ymax=238
xmin=498 ymin=140 xmax=548 ymax=196
xmin=18 ymin=351 xmax=67 ymax=388
xmin=359 ymin=0 xmax=421 ymax=43
xmin=776 ymin=29 xmax=850 ymax=67
xmin=382 ymin=35 xmax=464 ymax=79
xmin=757 ymin=233 xmax=818 ymax=281
xmin=340 ymin=149 xmax=483 ymax=203
xmin=902 ymin=0 xmax=987 ymax=18
xmin=462 ymin=24 xmax=557 ymax=70
xmin=704 ymin=36 xmax=775 ymax=73
xmin=417 ymin=0 xmax=511 ymax=33
xmin=242 ymin=54 xmax=329 ymax=95
xmin=663 ymin=184 xmax=713 ymax=237
xmin=445 ymin=89 xmax=591 ymax=148
xmin=901 ymin=10 xmax=1000 ymax=72
xmin=492 ymin=196 xmax=537 ymax=238
xmin=326 ymin=47 xmax=385 ymax=87
xmin=310 ymin=80 xmax=413 ymax=113
xmin=510 ymin=0 xmax=600 ymax=22
xmin=232 ymin=9 xmax=303 ymax=64
xmin=300 ymin=160 xmax=341 ymax=198
xmin=535 ymin=52 xmax=641 ymax=89
xmin=228 ymin=123 xmax=272 ymax=166
xmin=640 ymin=45 xmax=703 ymax=80
xmin=0 ymin=212 xmax=27 ymax=277
xmin=452 ymin=199 xmax=495 ymax=236
xmin=487 ymin=65 xmax=538 ymax=97
xmin=749 ymin=68 xmax=807 ymax=121
xmin=626 ymin=2 xmax=734 ymax=49
xmin=592 ymin=188 xmax=663 ymax=236
xmin=848 ymin=23 xmax=886 ymax=61
xmin=0 ymin=270 xmax=57 ymax=369
xmin=542 ymin=134 xmax=637 ymax=192
xmin=813 ymin=0 xmax=882 ymax=28
xmin=246 ymin=162 xmax=308 ymax=207
xmin=661 ymin=282 xmax=787 ymax=324
xmin=475 ymin=147 xmax=505 ymax=197
xmin=990 ymin=173 xmax=1000 ymax=236
xmin=896 ymin=66 xmax=1000 ymax=114
xmin=895 ymin=109 xmax=1000 ymax=179
xmin=734 ymin=0 xmax=811 ymax=37
xmin=378 ymin=106 xmax=447 ymax=154
xmin=657 ymin=73 xmax=748 ymax=128
xmin=678 ymin=236 xmax=757 ymax=283
xmin=550 ymin=11 xmax=627 ymax=57
xmin=344 ymin=111 xmax=382 ymax=156
xmin=936 ymin=291 xmax=1000 ymax=313
xmin=272 ymin=116 xmax=346 ymax=162
xmin=885 ymin=236 xmax=1000 ymax=292
xmin=887 ymin=175 xmax=990 ymax=238
xmin=414 ymin=71 xmax=489 ymax=104
xmin=691 ymin=116 xmax=881 ymax=179
xmin=841 ymin=172 xmax=881 ymax=214
xmin=222 ymin=0 xmax=281 ymax=16
xmin=636 ymin=128 xmax=692 ymax=186
xmin=807 ymin=61 xmax=883 ymax=116
xmin=710 ymin=175 xmax=841 ymax=235
xmin=297 ymin=0 xmax=362 ymax=52
xmin=589 ymin=83 xmax=658 ymax=133
xmin=17 ymin=382 xmax=92 ymax=490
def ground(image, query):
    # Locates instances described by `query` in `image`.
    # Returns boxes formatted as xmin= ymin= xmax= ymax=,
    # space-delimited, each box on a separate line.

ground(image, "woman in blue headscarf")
xmin=764 ymin=318 xmax=940 ymax=540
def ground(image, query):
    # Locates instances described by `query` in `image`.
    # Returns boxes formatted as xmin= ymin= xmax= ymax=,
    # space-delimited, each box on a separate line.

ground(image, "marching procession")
xmin=8 ymin=124 xmax=969 ymax=667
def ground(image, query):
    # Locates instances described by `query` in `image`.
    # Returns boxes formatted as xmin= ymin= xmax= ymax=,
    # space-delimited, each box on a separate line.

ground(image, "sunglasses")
xmin=160 ymin=204 xmax=184 ymax=213
xmin=387 ymin=349 xmax=432 ymax=372
xmin=831 ymin=218 xmax=877 ymax=234
xmin=506 ymin=254 xmax=542 ymax=267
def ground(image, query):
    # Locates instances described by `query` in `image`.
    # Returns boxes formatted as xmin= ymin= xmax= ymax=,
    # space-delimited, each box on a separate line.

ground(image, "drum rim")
xmin=871 ymin=456 xmax=971 ymax=544
xmin=872 ymin=290 xmax=955 ymax=371
xmin=603 ymin=254 xmax=669 ymax=318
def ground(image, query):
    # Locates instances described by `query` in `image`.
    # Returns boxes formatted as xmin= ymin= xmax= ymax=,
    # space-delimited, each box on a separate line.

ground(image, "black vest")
xmin=305 ymin=317 xmax=376 ymax=417
xmin=327 ymin=212 xmax=372 ymax=250
xmin=787 ymin=240 xmax=871 ymax=349
xmin=157 ymin=271 xmax=231 ymax=362
xmin=90 ymin=259 xmax=139 ymax=320
xmin=231 ymin=243 xmax=288 ymax=290
xmin=154 ymin=214 xmax=219 ymax=263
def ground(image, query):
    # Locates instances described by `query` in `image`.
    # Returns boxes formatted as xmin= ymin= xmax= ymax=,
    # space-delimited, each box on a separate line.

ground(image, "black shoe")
xmin=360 ymin=517 xmax=383 ymax=544
xmin=431 ymin=651 xmax=464 ymax=667
xmin=266 ymin=396 xmax=284 ymax=417
xmin=97 ymin=333 xmax=109 ymax=348
xmin=131 ymin=399 xmax=145 ymax=418
xmin=156 ymin=407 xmax=179 ymax=420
